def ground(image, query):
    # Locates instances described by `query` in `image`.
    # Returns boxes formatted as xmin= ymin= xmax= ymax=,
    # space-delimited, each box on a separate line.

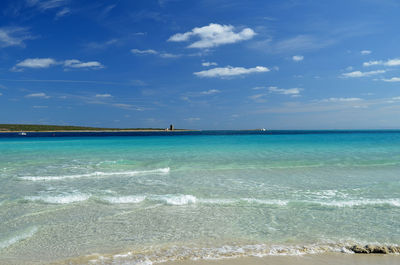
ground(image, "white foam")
xmin=191 ymin=197 xmax=400 ymax=208
xmin=0 ymin=226 xmax=38 ymax=250
xmin=303 ymin=189 xmax=347 ymax=199
xmin=25 ymin=193 xmax=90 ymax=204
xmin=158 ymin=195 xmax=197 ymax=205
xmin=87 ymin=242 xmax=367 ymax=265
xmin=102 ymin=196 xmax=146 ymax=204
xmin=20 ymin=167 xmax=170 ymax=181
xmin=313 ymin=199 xmax=400 ymax=207
xmin=199 ymin=198 xmax=237 ymax=204
xmin=241 ymin=198 xmax=289 ymax=206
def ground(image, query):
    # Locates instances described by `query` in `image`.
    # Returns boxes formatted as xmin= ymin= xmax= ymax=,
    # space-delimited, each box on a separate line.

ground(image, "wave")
xmin=64 ymin=242 xmax=400 ymax=265
xmin=312 ymin=199 xmax=400 ymax=207
xmin=153 ymin=196 xmax=400 ymax=208
xmin=0 ymin=226 xmax=38 ymax=250
xmin=25 ymin=193 xmax=90 ymax=204
xmin=241 ymin=198 xmax=289 ymax=206
xmin=20 ymin=167 xmax=170 ymax=181
xmin=21 ymin=191 xmax=400 ymax=208
xmin=102 ymin=195 xmax=146 ymax=204
xmin=156 ymin=194 xmax=197 ymax=205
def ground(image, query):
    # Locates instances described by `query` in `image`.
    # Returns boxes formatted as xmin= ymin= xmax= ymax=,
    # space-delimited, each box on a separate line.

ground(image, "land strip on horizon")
xmin=0 ymin=124 xmax=189 ymax=132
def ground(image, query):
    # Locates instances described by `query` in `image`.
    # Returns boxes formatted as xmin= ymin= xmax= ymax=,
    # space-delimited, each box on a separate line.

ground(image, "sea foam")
xmin=102 ymin=195 xmax=146 ymax=204
xmin=20 ymin=167 xmax=170 ymax=181
xmin=25 ymin=193 xmax=90 ymax=204
xmin=312 ymin=199 xmax=400 ymax=207
xmin=157 ymin=194 xmax=197 ymax=205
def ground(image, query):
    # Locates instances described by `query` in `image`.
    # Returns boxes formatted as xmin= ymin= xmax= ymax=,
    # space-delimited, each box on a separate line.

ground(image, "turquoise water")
xmin=1 ymin=132 xmax=400 ymax=264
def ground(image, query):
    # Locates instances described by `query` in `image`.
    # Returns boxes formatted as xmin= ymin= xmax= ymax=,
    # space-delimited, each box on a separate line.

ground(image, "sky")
xmin=1 ymin=0 xmax=400 ymax=130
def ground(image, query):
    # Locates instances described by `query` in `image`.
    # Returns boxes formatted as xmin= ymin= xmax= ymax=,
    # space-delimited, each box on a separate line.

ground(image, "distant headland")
xmin=0 ymin=124 xmax=190 ymax=133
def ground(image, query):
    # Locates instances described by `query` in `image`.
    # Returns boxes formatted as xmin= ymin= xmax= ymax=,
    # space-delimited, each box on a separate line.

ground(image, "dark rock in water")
xmin=349 ymin=245 xmax=369 ymax=253
xmin=349 ymin=244 xmax=400 ymax=254
xmin=388 ymin=246 xmax=400 ymax=253
xmin=366 ymin=245 xmax=389 ymax=254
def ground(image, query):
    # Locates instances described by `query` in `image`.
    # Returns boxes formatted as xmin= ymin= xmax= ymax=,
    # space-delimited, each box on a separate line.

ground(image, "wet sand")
xmin=161 ymin=254 xmax=400 ymax=265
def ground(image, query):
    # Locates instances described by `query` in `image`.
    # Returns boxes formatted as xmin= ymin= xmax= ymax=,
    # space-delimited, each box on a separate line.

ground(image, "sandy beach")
xmin=161 ymin=254 xmax=400 ymax=265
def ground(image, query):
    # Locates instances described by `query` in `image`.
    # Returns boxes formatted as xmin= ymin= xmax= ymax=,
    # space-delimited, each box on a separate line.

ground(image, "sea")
xmin=0 ymin=130 xmax=399 ymax=264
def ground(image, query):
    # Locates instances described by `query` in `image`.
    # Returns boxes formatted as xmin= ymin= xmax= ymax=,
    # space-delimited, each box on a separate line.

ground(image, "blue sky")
xmin=1 ymin=0 xmax=400 ymax=129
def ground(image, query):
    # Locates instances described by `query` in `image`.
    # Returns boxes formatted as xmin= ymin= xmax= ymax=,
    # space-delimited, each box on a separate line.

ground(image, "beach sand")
xmin=161 ymin=254 xmax=400 ymax=265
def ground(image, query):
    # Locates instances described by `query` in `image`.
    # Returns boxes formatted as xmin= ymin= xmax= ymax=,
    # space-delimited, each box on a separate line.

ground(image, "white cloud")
xmin=185 ymin=117 xmax=201 ymax=121
xmin=322 ymin=97 xmax=362 ymax=102
xmin=0 ymin=27 xmax=34 ymax=48
xmin=95 ymin=94 xmax=112 ymax=98
xmin=13 ymin=58 xmax=103 ymax=70
xmin=111 ymin=103 xmax=144 ymax=111
xmin=131 ymin=49 xmax=158 ymax=55
xmin=26 ymin=0 xmax=68 ymax=11
xmin=249 ymin=93 xmax=267 ymax=102
xmin=252 ymin=86 xmax=266 ymax=90
xmin=86 ymin=39 xmax=119 ymax=50
xmin=363 ymin=58 xmax=400 ymax=67
xmin=25 ymin=92 xmax=50 ymax=99
xmin=113 ymin=103 xmax=132 ymax=109
xmin=292 ymin=55 xmax=304 ymax=62
xmin=202 ymin=62 xmax=218 ymax=67
xmin=200 ymin=89 xmax=220 ymax=95
xmin=131 ymin=48 xmax=180 ymax=58
xmin=159 ymin=53 xmax=181 ymax=58
xmin=361 ymin=50 xmax=372 ymax=55
xmin=363 ymin=60 xmax=381 ymax=67
xmin=385 ymin=59 xmax=400 ymax=66
xmin=268 ymin=86 xmax=302 ymax=95
xmin=55 ymin=7 xmax=71 ymax=18
xmin=341 ymin=70 xmax=385 ymax=78
xmin=168 ymin=23 xmax=256 ymax=48
xmin=382 ymin=77 xmax=400 ymax=82
xmin=194 ymin=66 xmax=269 ymax=78
xmin=64 ymin=59 xmax=104 ymax=69
xmin=16 ymin=58 xmax=57 ymax=68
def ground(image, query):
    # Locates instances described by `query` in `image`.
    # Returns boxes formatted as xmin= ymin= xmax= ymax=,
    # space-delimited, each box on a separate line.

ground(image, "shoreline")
xmin=47 ymin=244 xmax=400 ymax=265
xmin=47 ymin=252 xmax=400 ymax=265
xmin=160 ymin=253 xmax=400 ymax=265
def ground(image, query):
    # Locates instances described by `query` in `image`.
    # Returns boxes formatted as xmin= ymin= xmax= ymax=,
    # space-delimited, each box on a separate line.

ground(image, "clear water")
xmin=1 ymin=131 xmax=400 ymax=264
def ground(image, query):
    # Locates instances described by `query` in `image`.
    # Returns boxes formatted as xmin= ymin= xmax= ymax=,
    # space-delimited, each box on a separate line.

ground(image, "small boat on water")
xmin=18 ymin=132 xmax=27 ymax=136
xmin=260 ymin=128 xmax=267 ymax=131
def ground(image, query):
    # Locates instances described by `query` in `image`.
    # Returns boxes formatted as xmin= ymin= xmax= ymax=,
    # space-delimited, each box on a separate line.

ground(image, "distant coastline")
xmin=0 ymin=124 xmax=192 ymax=133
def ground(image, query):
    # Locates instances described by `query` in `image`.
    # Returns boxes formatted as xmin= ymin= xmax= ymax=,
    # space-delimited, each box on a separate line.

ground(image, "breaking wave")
xmin=20 ymin=167 xmax=170 ymax=181
xmin=156 ymin=194 xmax=197 ymax=205
xmin=308 ymin=199 xmax=400 ymax=208
xmin=21 ymin=191 xmax=400 ymax=208
xmin=25 ymin=193 xmax=90 ymax=204
xmin=102 ymin=195 xmax=146 ymax=204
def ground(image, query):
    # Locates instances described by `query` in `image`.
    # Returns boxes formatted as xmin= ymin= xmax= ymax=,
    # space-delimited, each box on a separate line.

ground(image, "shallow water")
xmin=0 ymin=131 xmax=400 ymax=264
